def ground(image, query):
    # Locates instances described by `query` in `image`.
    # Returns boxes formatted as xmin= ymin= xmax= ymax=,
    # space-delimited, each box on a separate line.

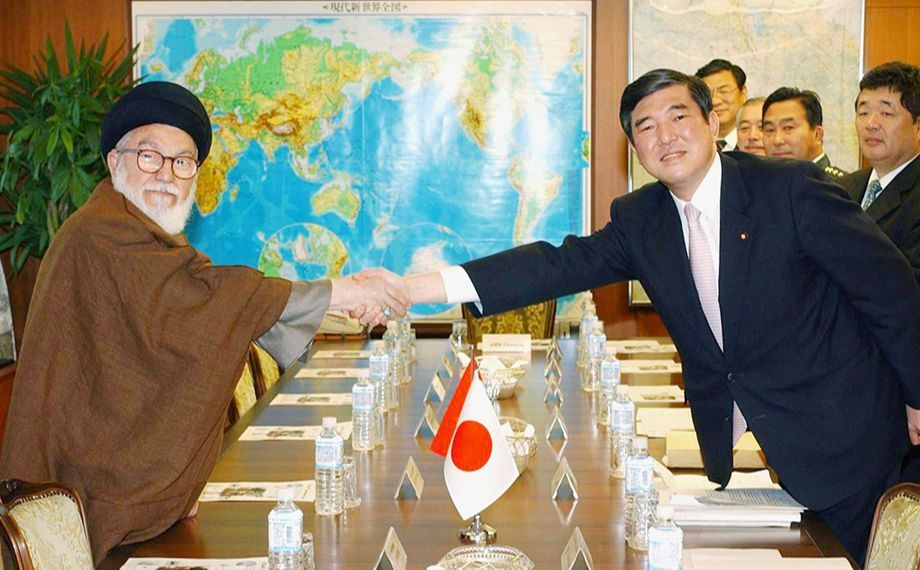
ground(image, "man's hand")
xmin=908 ymin=405 xmax=920 ymax=445
xmin=329 ymin=268 xmax=409 ymax=326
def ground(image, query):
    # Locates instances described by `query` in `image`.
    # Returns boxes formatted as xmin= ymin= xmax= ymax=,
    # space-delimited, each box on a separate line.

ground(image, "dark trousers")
xmin=814 ymin=463 xmax=900 ymax=567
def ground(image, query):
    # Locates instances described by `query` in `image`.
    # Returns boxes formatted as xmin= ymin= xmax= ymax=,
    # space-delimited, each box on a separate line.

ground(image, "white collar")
xmin=721 ymin=128 xmax=738 ymax=150
xmin=669 ymin=155 xmax=722 ymax=220
xmin=871 ymin=153 xmax=920 ymax=189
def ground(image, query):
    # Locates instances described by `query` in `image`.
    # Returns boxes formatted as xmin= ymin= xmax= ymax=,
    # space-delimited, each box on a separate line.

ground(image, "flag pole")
xmin=458 ymin=513 xmax=497 ymax=544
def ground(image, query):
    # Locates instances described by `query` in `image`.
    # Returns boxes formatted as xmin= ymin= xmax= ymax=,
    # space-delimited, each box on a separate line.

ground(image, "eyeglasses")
xmin=117 ymin=148 xmax=200 ymax=180
xmin=709 ymin=85 xmax=739 ymax=100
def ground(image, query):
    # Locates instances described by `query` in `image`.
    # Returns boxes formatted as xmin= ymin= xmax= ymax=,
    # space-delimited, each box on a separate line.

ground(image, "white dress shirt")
xmin=439 ymin=156 xmax=725 ymax=306
xmin=720 ymin=128 xmax=737 ymax=151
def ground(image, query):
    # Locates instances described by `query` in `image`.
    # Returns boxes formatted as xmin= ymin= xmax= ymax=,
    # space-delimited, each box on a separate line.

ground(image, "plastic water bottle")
xmin=625 ymin=437 xmax=653 ymax=544
xmin=628 ymin=485 xmax=659 ymax=551
xmin=577 ymin=302 xmax=597 ymax=370
xmin=597 ymin=353 xmax=621 ymax=426
xmin=369 ymin=343 xmax=387 ymax=446
xmin=268 ymin=487 xmax=303 ymax=569
xmin=314 ymin=417 xmax=344 ymax=516
xmin=582 ymin=320 xmax=605 ymax=392
xmin=351 ymin=376 xmax=375 ymax=451
xmin=609 ymin=385 xmax=635 ymax=479
xmin=648 ymin=505 xmax=683 ymax=570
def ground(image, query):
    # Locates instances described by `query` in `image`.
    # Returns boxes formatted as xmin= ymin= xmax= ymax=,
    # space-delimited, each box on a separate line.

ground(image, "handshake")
xmin=329 ymin=268 xmax=415 ymax=327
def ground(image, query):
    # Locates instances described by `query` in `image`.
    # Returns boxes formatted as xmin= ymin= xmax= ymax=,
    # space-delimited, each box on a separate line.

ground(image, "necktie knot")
xmin=717 ymin=139 xmax=727 ymax=151
xmin=861 ymin=179 xmax=883 ymax=211
xmin=684 ymin=202 xmax=701 ymax=222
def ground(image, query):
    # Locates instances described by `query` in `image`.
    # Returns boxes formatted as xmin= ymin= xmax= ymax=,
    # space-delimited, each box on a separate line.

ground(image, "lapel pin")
xmin=739 ymin=231 xmax=749 ymax=241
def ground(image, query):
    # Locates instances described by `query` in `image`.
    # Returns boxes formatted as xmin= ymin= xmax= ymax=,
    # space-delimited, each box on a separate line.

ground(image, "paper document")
xmin=683 ymin=549 xmax=781 ymax=570
xmin=121 ymin=557 xmax=269 ymax=569
xmin=626 ymin=384 xmax=684 ymax=404
xmin=313 ymin=350 xmax=371 ymax=359
xmin=295 ymin=367 xmax=368 ymax=379
xmin=198 ymin=480 xmax=314 ymax=502
xmin=239 ymin=422 xmax=353 ymax=441
xmin=636 ymin=408 xmax=694 ymax=437
xmin=607 ymin=339 xmax=660 ymax=350
xmin=620 ymin=359 xmax=682 ymax=374
xmin=666 ymin=469 xmax=778 ymax=493
xmin=270 ymin=393 xmax=353 ymax=406
xmin=696 ymin=488 xmax=804 ymax=509
xmin=615 ymin=343 xmax=678 ymax=355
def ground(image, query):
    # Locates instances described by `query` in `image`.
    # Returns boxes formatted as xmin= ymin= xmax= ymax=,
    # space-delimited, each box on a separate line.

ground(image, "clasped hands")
xmin=329 ymin=268 xmax=412 ymax=327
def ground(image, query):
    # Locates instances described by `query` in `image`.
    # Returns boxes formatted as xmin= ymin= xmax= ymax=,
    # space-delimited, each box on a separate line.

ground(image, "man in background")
xmin=407 ymin=69 xmax=920 ymax=565
xmin=839 ymin=60 xmax=920 ymax=483
xmin=763 ymin=87 xmax=847 ymax=177
xmin=735 ymin=97 xmax=766 ymax=155
xmin=696 ymin=58 xmax=748 ymax=150
xmin=0 ymin=81 xmax=407 ymax=563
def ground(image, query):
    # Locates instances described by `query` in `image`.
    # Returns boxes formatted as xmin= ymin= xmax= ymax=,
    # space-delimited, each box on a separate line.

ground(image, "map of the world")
xmin=132 ymin=1 xmax=592 ymax=318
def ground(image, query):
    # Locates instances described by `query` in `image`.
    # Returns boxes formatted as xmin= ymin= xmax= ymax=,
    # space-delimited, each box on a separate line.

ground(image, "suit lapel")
xmin=642 ymin=183 xmax=723 ymax=361
xmin=718 ymin=155 xmax=752 ymax=358
xmin=869 ymin=155 xmax=920 ymax=222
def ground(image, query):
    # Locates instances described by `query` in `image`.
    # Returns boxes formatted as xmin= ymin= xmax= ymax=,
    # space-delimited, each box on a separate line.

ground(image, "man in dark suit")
xmin=839 ymin=61 xmax=920 ymax=485
xmin=762 ymin=87 xmax=847 ymax=178
xmin=406 ymin=69 xmax=920 ymax=564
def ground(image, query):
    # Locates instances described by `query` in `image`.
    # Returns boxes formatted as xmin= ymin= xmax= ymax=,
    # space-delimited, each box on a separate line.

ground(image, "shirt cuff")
xmin=439 ymin=266 xmax=482 ymax=313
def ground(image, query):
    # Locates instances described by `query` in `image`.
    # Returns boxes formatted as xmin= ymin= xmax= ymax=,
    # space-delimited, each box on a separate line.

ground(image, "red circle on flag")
xmin=450 ymin=420 xmax=493 ymax=472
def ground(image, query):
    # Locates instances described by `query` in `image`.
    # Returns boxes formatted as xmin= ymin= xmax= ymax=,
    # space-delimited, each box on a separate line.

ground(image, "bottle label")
xmin=370 ymin=356 xmax=388 ymax=378
xmin=269 ymin=516 xmax=303 ymax=552
xmin=316 ymin=438 xmax=343 ymax=469
xmin=353 ymin=385 xmax=374 ymax=412
xmin=611 ymin=402 xmax=635 ymax=432
xmin=648 ymin=536 xmax=682 ymax=569
xmin=601 ymin=361 xmax=620 ymax=388
xmin=625 ymin=460 xmax=653 ymax=493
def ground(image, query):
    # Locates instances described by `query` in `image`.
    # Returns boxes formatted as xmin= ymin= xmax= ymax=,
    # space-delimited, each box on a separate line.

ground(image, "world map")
xmin=133 ymin=1 xmax=591 ymax=318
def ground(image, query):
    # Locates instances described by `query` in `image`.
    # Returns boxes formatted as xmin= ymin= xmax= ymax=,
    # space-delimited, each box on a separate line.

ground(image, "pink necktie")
xmin=685 ymin=203 xmax=747 ymax=445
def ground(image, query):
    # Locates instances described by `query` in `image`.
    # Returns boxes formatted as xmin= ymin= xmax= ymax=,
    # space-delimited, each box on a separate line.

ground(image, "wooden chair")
xmin=865 ymin=482 xmax=920 ymax=570
xmin=0 ymin=479 xmax=94 ymax=569
xmin=250 ymin=344 xmax=281 ymax=398
xmin=462 ymin=299 xmax=557 ymax=346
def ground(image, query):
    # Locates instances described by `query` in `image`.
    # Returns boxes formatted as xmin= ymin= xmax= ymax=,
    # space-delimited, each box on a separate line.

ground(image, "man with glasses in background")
xmin=0 ymin=81 xmax=408 ymax=564
xmin=696 ymin=58 xmax=748 ymax=150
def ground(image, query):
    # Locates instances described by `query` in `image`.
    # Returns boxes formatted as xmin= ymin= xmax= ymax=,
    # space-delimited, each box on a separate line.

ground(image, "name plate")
xmin=561 ymin=527 xmax=594 ymax=569
xmin=414 ymin=403 xmax=440 ymax=438
xmin=543 ymin=381 xmax=564 ymax=405
xmin=545 ymin=408 xmax=569 ymax=440
xmin=295 ymin=367 xmax=369 ymax=379
xmin=374 ymin=527 xmax=408 ymax=570
xmin=551 ymin=457 xmax=579 ymax=500
xmin=425 ymin=374 xmax=447 ymax=404
xmin=481 ymin=333 xmax=532 ymax=353
xmin=394 ymin=456 xmax=425 ymax=500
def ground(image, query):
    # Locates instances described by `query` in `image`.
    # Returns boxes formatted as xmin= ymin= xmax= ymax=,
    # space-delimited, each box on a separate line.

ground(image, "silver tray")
xmin=437 ymin=545 xmax=534 ymax=569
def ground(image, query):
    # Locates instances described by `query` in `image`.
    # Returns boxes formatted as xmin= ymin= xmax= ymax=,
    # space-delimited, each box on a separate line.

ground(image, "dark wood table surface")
xmin=103 ymin=338 xmax=851 ymax=569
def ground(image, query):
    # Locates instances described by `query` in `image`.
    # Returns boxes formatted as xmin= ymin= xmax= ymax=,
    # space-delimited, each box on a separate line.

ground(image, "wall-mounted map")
xmin=132 ymin=1 xmax=592 ymax=318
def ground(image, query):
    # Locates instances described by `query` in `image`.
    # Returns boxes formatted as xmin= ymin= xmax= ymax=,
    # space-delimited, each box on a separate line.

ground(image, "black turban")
xmin=101 ymin=81 xmax=212 ymax=162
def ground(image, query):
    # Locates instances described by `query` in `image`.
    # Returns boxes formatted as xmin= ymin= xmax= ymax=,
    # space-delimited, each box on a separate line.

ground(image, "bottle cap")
xmin=322 ymin=416 xmax=337 ymax=429
xmin=277 ymin=487 xmax=295 ymax=502
xmin=657 ymin=505 xmax=675 ymax=520
xmin=633 ymin=436 xmax=648 ymax=451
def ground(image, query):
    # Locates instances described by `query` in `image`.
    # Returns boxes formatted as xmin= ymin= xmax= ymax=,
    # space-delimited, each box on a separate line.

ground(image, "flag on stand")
xmin=430 ymin=358 xmax=519 ymax=520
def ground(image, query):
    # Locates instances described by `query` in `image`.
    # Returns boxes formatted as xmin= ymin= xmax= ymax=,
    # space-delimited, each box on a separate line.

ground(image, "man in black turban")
xmin=0 ymin=81 xmax=407 ymax=563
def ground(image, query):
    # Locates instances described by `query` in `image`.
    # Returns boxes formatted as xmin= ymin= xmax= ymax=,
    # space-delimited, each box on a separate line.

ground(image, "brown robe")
xmin=0 ymin=179 xmax=294 ymax=564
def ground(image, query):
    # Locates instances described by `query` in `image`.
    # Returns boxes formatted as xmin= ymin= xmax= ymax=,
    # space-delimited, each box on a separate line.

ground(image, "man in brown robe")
xmin=0 ymin=82 xmax=407 ymax=564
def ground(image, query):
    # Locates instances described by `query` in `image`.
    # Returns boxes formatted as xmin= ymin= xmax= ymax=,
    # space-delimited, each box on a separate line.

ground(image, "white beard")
xmin=112 ymin=158 xmax=197 ymax=235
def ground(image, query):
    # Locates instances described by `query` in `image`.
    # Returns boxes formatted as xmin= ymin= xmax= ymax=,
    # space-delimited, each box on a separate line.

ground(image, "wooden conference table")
xmin=103 ymin=338 xmax=851 ymax=568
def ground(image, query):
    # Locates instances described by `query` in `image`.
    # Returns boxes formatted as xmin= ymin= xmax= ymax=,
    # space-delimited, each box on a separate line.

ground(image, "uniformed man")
xmin=762 ymin=86 xmax=847 ymax=178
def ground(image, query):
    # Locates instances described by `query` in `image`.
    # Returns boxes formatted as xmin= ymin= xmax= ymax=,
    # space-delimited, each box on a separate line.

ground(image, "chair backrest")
xmin=865 ymin=481 xmax=920 ymax=570
xmin=462 ymin=300 xmax=557 ymax=346
xmin=250 ymin=344 xmax=281 ymax=397
xmin=0 ymin=479 xmax=94 ymax=570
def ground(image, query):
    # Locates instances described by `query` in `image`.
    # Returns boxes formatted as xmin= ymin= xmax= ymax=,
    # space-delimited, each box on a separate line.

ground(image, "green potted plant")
xmin=0 ymin=24 xmax=137 ymax=273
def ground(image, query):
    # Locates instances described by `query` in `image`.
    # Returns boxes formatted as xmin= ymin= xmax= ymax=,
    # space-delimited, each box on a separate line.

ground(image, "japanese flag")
xmin=430 ymin=358 xmax=519 ymax=520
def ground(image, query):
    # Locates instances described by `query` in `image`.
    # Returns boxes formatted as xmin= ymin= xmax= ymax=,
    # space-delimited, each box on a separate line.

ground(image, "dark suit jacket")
xmin=463 ymin=152 xmax=920 ymax=511
xmin=839 ymin=156 xmax=920 ymax=286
